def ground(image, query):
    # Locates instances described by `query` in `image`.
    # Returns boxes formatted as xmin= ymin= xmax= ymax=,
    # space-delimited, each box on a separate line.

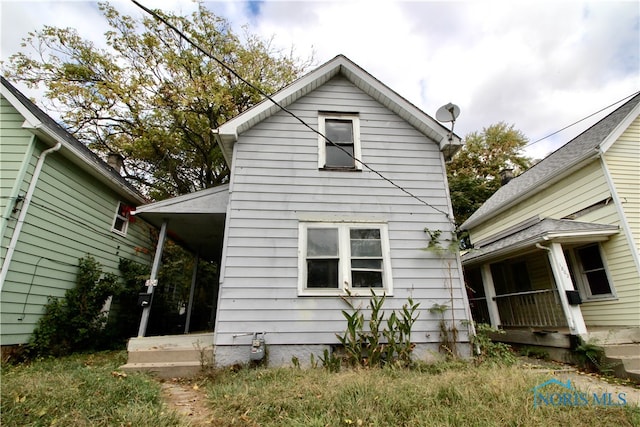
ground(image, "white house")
xmin=123 ymin=55 xmax=473 ymax=374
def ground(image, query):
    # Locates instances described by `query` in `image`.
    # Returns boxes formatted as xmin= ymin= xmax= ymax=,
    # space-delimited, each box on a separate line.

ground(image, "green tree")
xmin=4 ymin=2 xmax=311 ymax=199
xmin=447 ymin=122 xmax=531 ymax=226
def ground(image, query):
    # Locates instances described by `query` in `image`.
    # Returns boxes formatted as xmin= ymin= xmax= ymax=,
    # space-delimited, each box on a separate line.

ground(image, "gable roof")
xmin=1 ymin=76 xmax=146 ymax=204
xmin=214 ymin=55 xmax=461 ymax=165
xmin=461 ymin=91 xmax=640 ymax=230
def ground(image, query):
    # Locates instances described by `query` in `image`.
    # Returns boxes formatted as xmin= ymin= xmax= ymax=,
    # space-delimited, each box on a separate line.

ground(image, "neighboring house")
xmin=0 ymin=76 xmax=153 ymax=347
xmin=123 ymin=55 xmax=473 ymax=373
xmin=460 ymin=92 xmax=640 ymax=379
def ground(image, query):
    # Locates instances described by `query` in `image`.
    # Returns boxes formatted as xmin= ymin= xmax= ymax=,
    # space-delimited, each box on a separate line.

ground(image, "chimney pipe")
xmin=107 ymin=153 xmax=124 ymax=174
xmin=500 ymin=168 xmax=514 ymax=185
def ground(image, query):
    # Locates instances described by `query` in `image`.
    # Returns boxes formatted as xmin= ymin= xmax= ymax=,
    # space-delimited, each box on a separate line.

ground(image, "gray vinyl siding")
xmin=1 ymin=102 xmax=153 ymax=345
xmin=215 ymin=76 xmax=467 ymax=347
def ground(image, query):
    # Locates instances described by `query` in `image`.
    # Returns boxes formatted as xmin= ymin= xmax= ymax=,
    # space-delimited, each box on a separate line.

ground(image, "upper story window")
xmin=111 ymin=202 xmax=131 ymax=236
xmin=564 ymin=244 xmax=615 ymax=299
xmin=318 ymin=113 xmax=361 ymax=170
xmin=298 ymin=222 xmax=392 ymax=296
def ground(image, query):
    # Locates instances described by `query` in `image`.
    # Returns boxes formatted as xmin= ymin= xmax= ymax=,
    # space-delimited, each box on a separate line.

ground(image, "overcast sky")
xmin=1 ymin=0 xmax=638 ymax=159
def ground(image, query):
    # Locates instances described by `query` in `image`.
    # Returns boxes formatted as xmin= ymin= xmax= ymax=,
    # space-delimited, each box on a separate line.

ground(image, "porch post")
xmin=480 ymin=264 xmax=501 ymax=328
xmin=184 ymin=252 xmax=199 ymax=334
xmin=137 ymin=220 xmax=168 ymax=337
xmin=540 ymin=242 xmax=587 ymax=335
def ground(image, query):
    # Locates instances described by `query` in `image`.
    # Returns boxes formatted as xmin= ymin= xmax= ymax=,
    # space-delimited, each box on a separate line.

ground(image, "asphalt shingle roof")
xmin=461 ymin=218 xmax=619 ymax=265
xmin=461 ymin=92 xmax=640 ymax=230
xmin=1 ymin=76 xmax=145 ymax=203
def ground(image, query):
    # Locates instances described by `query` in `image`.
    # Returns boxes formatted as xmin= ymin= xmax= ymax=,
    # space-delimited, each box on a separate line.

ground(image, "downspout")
xmin=0 ymin=135 xmax=36 ymax=253
xmin=0 ymin=142 xmax=62 ymax=292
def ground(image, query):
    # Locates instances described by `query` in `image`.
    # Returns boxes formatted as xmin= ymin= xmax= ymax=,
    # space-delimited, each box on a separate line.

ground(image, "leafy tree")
xmin=4 ymin=2 xmax=311 ymax=199
xmin=447 ymin=122 xmax=531 ymax=226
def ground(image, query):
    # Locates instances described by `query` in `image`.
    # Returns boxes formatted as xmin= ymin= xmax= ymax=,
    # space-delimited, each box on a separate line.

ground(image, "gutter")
xmin=0 ymin=142 xmax=62 ymax=292
xmin=33 ymin=125 xmax=146 ymax=204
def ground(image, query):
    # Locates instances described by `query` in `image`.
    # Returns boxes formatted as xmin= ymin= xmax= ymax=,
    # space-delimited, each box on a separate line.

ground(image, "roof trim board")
xmin=598 ymin=98 xmax=640 ymax=154
xmin=461 ymin=92 xmax=640 ymax=230
xmin=214 ymin=55 xmax=460 ymax=166
xmin=1 ymin=76 xmax=146 ymax=205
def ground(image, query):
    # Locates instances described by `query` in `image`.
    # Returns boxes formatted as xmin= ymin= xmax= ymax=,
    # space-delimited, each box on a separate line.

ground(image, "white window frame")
xmin=111 ymin=201 xmax=129 ymax=236
xmin=317 ymin=112 xmax=362 ymax=170
xmin=298 ymin=222 xmax=393 ymax=296
xmin=566 ymin=244 xmax=616 ymax=301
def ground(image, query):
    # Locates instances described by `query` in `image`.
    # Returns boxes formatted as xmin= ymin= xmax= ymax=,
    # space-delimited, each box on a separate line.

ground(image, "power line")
xmin=130 ymin=0 xmax=452 ymax=220
xmin=524 ymin=90 xmax=640 ymax=149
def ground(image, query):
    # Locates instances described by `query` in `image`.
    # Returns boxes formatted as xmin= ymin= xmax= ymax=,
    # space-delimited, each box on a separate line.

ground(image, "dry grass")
xmin=2 ymin=352 xmax=638 ymax=426
xmin=1 ymin=351 xmax=183 ymax=427
xmin=201 ymin=362 xmax=639 ymax=426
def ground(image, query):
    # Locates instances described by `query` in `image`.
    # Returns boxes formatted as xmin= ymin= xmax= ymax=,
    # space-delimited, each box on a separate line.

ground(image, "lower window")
xmin=299 ymin=222 xmax=392 ymax=295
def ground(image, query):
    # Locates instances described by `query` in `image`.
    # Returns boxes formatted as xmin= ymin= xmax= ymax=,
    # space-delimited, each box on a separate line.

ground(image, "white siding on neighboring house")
xmin=470 ymin=161 xmax=610 ymax=243
xmin=594 ymin=116 xmax=640 ymax=327
xmin=215 ymin=76 xmax=465 ymax=349
xmin=468 ymin=156 xmax=639 ymax=327
xmin=604 ymin=116 xmax=640 ymax=255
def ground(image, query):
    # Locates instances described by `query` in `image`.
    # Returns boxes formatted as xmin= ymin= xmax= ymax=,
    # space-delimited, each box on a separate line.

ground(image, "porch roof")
xmin=132 ymin=184 xmax=229 ymax=261
xmin=462 ymin=218 xmax=619 ymax=265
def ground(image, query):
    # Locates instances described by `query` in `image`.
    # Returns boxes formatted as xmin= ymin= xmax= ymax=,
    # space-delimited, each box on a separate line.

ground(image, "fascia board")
xmin=2 ymin=85 xmax=145 ymax=204
xmin=599 ymin=102 xmax=640 ymax=154
xmin=462 ymin=150 xmax=600 ymax=231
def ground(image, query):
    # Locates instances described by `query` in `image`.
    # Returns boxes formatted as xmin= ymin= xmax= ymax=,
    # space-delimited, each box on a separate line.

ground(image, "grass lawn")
xmin=2 ymin=351 xmax=639 ymax=426
xmin=1 ymin=351 xmax=183 ymax=427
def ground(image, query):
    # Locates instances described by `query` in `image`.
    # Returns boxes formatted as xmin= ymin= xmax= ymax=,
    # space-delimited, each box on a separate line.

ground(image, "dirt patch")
xmin=161 ymin=379 xmax=216 ymax=425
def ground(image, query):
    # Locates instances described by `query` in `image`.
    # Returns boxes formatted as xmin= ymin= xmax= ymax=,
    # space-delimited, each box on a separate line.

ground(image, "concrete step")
xmin=604 ymin=344 xmax=640 ymax=358
xmin=127 ymin=348 xmax=212 ymax=364
xmin=127 ymin=333 xmax=214 ymax=351
xmin=587 ymin=327 xmax=640 ymax=345
xmin=619 ymin=356 xmax=640 ymax=371
xmin=120 ymin=362 xmax=205 ymax=379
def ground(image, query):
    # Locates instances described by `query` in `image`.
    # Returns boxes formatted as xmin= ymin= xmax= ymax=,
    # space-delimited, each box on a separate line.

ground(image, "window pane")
xmin=351 ymin=259 xmax=382 ymax=269
xmin=577 ymin=245 xmax=604 ymax=271
xmin=350 ymin=229 xmax=382 ymax=257
xmin=307 ymin=228 xmax=338 ymax=256
xmin=114 ymin=217 xmax=126 ymax=231
xmin=350 ymin=229 xmax=380 ymax=239
xmin=351 ymin=240 xmax=382 ymax=257
xmin=325 ymin=144 xmax=354 ymax=168
xmin=307 ymin=259 xmax=339 ymax=288
xmin=585 ymin=271 xmax=612 ymax=295
xmin=352 ymin=271 xmax=383 ymax=288
xmin=325 ymin=119 xmax=353 ymax=143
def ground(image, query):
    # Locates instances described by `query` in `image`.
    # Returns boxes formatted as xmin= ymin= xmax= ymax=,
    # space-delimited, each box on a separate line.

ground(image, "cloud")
xmin=2 ymin=0 xmax=638 ymax=160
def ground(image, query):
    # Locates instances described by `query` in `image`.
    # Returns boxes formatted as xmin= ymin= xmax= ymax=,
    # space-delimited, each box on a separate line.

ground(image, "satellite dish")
xmin=435 ymin=102 xmax=460 ymax=143
xmin=435 ymin=103 xmax=460 ymax=123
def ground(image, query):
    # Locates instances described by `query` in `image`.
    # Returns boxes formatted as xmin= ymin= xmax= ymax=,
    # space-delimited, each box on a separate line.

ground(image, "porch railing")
xmin=494 ymin=289 xmax=567 ymax=328
xmin=468 ymin=296 xmax=491 ymax=325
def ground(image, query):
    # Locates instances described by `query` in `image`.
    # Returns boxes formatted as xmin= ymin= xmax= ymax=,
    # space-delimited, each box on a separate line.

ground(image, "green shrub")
xmin=471 ymin=323 xmax=517 ymax=366
xmin=29 ymin=256 xmax=120 ymax=357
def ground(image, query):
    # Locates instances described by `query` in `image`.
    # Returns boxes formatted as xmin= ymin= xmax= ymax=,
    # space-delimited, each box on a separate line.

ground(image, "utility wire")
xmin=524 ymin=90 xmax=640 ymax=149
xmin=131 ymin=0 xmax=452 ymax=220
